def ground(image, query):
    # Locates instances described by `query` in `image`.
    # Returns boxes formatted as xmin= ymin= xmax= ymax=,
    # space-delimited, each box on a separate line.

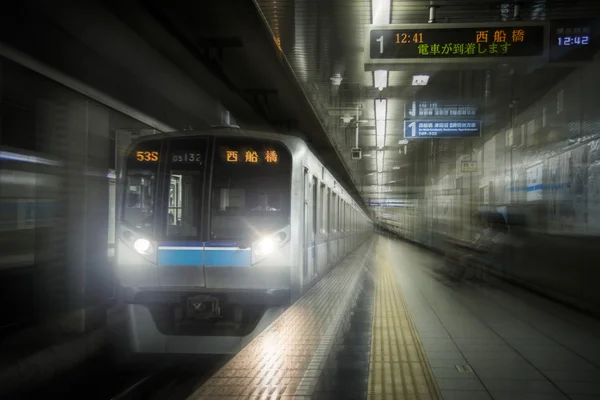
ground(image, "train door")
xmin=303 ymin=169 xmax=309 ymax=283
xmin=331 ymin=192 xmax=338 ymax=262
xmin=337 ymin=197 xmax=341 ymax=259
xmin=311 ymin=176 xmax=318 ymax=279
xmin=158 ymin=137 xmax=209 ymax=287
xmin=326 ymin=189 xmax=333 ymax=266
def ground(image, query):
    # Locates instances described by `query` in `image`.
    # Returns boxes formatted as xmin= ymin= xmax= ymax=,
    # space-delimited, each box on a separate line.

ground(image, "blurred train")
xmin=0 ymin=148 xmax=60 ymax=266
xmin=116 ymin=127 xmax=372 ymax=353
xmin=0 ymin=147 xmax=63 ymax=334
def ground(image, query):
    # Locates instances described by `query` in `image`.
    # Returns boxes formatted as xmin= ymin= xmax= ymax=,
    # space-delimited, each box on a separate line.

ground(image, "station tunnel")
xmin=1 ymin=1 xmax=600 ymax=399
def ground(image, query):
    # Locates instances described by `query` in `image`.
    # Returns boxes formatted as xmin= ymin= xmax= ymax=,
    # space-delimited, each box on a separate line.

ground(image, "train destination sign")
xmin=404 ymin=120 xmax=481 ymax=139
xmin=366 ymin=22 xmax=547 ymax=65
xmin=223 ymin=149 xmax=279 ymax=164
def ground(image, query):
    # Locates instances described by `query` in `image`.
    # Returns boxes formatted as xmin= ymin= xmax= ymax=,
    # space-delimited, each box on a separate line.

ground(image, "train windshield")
xmin=210 ymin=138 xmax=291 ymax=241
xmin=122 ymin=139 xmax=160 ymax=235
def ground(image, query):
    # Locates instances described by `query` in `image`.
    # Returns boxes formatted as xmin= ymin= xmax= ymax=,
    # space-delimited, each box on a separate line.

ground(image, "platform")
xmin=187 ymin=236 xmax=600 ymax=400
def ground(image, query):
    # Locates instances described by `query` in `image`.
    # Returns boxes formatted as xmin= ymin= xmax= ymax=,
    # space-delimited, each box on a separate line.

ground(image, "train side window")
xmin=337 ymin=197 xmax=341 ymax=233
xmin=312 ymin=176 xmax=317 ymax=242
xmin=343 ymin=202 xmax=347 ymax=232
xmin=341 ymin=201 xmax=344 ymax=232
xmin=344 ymin=202 xmax=348 ymax=232
xmin=346 ymin=203 xmax=349 ymax=231
xmin=319 ymin=183 xmax=326 ymax=234
xmin=326 ymin=188 xmax=331 ymax=233
xmin=331 ymin=193 xmax=337 ymax=233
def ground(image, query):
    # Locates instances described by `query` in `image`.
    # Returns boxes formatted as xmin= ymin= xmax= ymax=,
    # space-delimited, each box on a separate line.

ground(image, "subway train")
xmin=116 ymin=127 xmax=372 ymax=353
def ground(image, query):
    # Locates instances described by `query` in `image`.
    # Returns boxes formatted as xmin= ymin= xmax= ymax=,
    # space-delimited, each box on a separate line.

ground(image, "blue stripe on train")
xmin=158 ymin=248 xmax=202 ymax=266
xmin=160 ymin=241 xmax=204 ymax=247
xmin=158 ymin=245 xmax=251 ymax=267
xmin=204 ymin=248 xmax=251 ymax=267
xmin=159 ymin=241 xmax=240 ymax=247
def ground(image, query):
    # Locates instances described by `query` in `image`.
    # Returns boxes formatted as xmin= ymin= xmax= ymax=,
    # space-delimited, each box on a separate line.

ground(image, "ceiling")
xmin=254 ymin=0 xmax=600 ymax=208
xmin=97 ymin=0 xmax=600 ymax=214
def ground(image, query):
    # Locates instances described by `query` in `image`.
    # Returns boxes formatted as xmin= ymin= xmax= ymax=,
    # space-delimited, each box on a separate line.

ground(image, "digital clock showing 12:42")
xmin=549 ymin=19 xmax=595 ymax=62
xmin=557 ymin=35 xmax=590 ymax=46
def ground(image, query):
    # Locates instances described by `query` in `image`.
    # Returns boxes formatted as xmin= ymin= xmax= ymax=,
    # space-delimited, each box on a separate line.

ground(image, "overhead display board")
xmin=406 ymin=101 xmax=478 ymax=118
xmin=366 ymin=22 xmax=548 ymax=65
xmin=549 ymin=19 xmax=597 ymax=63
xmin=404 ymin=120 xmax=481 ymax=139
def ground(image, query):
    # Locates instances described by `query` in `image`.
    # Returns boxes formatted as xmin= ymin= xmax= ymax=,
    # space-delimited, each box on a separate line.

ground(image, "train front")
xmin=116 ymin=133 xmax=293 ymax=352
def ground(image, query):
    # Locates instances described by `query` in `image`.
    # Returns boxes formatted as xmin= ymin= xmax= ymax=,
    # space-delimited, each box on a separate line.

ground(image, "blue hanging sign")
xmin=404 ymin=120 xmax=481 ymax=139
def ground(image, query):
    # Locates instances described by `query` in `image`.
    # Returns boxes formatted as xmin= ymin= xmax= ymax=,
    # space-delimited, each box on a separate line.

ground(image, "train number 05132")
xmin=172 ymin=153 xmax=203 ymax=163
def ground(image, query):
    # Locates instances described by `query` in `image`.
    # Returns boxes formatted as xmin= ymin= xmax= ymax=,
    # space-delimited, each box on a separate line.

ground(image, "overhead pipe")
xmin=355 ymin=106 xmax=360 ymax=148
xmin=513 ymin=2 xmax=522 ymax=21
xmin=428 ymin=2 xmax=439 ymax=24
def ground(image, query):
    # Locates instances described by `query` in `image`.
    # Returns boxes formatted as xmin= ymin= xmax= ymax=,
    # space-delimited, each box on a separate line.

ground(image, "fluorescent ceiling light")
xmin=376 ymin=121 xmax=386 ymax=148
xmin=374 ymin=99 xmax=387 ymax=149
xmin=377 ymin=172 xmax=383 ymax=185
xmin=376 ymin=150 xmax=384 ymax=173
xmin=0 ymin=150 xmax=61 ymax=166
xmin=373 ymin=70 xmax=388 ymax=91
xmin=392 ymin=166 xmax=401 ymax=170
xmin=412 ymin=75 xmax=430 ymax=86
xmin=330 ymin=73 xmax=343 ymax=86
xmin=372 ymin=0 xmax=391 ymax=24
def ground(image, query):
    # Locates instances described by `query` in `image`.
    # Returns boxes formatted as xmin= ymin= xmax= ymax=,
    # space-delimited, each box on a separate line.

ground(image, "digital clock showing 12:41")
xmin=395 ymin=32 xmax=424 ymax=44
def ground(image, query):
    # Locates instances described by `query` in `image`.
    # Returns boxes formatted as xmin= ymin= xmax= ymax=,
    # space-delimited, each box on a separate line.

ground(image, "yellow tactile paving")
xmin=368 ymin=240 xmax=442 ymax=400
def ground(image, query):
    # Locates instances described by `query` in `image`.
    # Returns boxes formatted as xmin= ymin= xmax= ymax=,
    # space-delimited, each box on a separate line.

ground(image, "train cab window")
xmin=122 ymin=139 xmax=161 ymax=234
xmin=164 ymin=138 xmax=208 ymax=239
xmin=210 ymin=138 xmax=291 ymax=241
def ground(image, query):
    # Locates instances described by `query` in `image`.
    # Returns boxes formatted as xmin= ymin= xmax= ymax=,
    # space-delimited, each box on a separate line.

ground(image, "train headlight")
xmin=134 ymin=238 xmax=152 ymax=254
xmin=256 ymin=237 xmax=275 ymax=256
